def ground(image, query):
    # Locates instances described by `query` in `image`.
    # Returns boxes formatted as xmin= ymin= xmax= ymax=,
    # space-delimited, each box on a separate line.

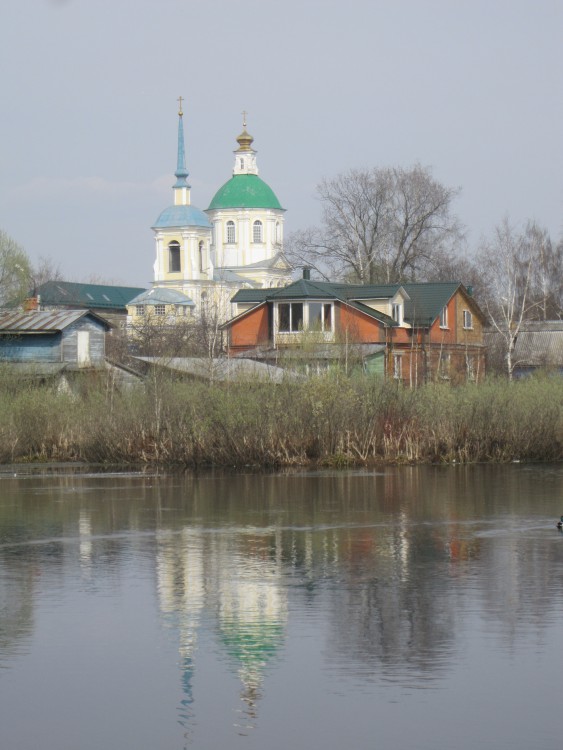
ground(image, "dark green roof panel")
xmin=208 ymin=174 xmax=284 ymax=210
xmin=37 ymin=281 xmax=146 ymax=310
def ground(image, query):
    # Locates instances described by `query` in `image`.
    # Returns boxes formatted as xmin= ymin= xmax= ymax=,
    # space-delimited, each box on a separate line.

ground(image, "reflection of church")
xmin=154 ymin=526 xmax=287 ymax=738
xmin=127 ymin=101 xmax=292 ymax=323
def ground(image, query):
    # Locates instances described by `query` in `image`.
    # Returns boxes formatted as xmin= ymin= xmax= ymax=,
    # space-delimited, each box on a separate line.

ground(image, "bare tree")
xmin=31 ymin=255 xmax=63 ymax=292
xmin=478 ymin=219 xmax=543 ymax=379
xmin=286 ymin=165 xmax=464 ymax=284
xmin=525 ymin=223 xmax=563 ymax=320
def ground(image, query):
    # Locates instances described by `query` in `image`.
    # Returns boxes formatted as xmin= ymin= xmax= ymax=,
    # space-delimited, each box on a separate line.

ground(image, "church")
xmin=127 ymin=102 xmax=292 ymax=325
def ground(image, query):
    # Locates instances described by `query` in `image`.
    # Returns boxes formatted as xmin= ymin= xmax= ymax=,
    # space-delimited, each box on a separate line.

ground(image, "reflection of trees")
xmin=324 ymin=524 xmax=458 ymax=680
xmin=0 ymin=553 xmax=35 ymax=663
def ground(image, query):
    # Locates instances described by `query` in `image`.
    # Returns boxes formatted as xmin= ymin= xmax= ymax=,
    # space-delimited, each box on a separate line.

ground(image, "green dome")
xmin=208 ymin=174 xmax=284 ymax=211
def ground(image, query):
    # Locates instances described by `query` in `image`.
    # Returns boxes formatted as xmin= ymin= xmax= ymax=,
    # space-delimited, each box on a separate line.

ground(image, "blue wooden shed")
xmin=0 ymin=310 xmax=110 ymax=368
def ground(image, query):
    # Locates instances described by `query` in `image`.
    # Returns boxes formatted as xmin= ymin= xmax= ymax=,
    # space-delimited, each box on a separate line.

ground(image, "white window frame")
xmin=276 ymin=301 xmax=334 ymax=335
xmin=440 ymin=305 xmax=449 ymax=328
xmin=154 ymin=304 xmax=166 ymax=316
xmin=463 ymin=309 xmax=473 ymax=329
xmin=135 ymin=305 xmax=145 ymax=316
xmin=168 ymin=241 xmax=181 ymax=273
xmin=392 ymin=302 xmax=403 ymax=325
xmin=393 ymin=354 xmax=403 ymax=380
xmin=439 ymin=352 xmax=451 ymax=380
xmin=253 ymin=220 xmax=263 ymax=243
xmin=226 ymin=221 xmax=236 ymax=244
xmin=199 ymin=241 xmax=205 ymax=273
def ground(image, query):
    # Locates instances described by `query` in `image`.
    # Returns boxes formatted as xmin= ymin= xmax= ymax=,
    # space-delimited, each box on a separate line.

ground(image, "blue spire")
xmin=174 ymin=98 xmax=190 ymax=189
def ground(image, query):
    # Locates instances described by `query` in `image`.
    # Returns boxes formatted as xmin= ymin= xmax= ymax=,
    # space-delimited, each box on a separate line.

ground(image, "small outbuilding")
xmin=0 ymin=310 xmax=111 ymax=368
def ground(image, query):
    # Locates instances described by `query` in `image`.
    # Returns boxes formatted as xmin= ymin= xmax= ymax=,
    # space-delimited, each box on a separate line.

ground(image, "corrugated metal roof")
xmin=0 ymin=310 xmax=108 ymax=333
xmin=38 ymin=281 xmax=146 ymax=309
xmin=135 ymin=356 xmax=298 ymax=383
xmin=128 ymin=288 xmax=195 ymax=306
xmin=514 ymin=329 xmax=563 ymax=366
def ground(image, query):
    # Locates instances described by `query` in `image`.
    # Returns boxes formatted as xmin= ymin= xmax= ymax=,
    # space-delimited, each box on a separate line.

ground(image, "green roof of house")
xmin=208 ymin=174 xmax=284 ymax=211
xmin=37 ymin=281 xmax=147 ymax=311
xmin=401 ymin=282 xmax=462 ymax=324
xmin=231 ymin=279 xmax=477 ymax=327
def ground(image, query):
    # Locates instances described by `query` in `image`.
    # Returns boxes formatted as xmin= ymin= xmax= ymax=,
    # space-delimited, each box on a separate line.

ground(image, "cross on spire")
xmin=178 ymin=96 xmax=184 ymax=116
xmin=242 ymin=110 xmax=247 ymax=128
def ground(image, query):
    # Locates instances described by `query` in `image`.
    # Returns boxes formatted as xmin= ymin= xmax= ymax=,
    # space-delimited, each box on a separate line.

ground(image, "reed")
xmin=0 ymin=369 xmax=561 ymax=466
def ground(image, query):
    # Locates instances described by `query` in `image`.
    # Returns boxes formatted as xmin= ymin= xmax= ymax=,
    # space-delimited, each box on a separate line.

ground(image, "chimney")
xmin=303 ymin=267 xmax=311 ymax=280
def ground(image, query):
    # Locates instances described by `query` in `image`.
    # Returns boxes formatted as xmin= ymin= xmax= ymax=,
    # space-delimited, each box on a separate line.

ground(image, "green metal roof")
xmin=208 ymin=174 xmax=284 ymax=210
xmin=401 ymin=282 xmax=461 ymax=325
xmin=231 ymin=279 xmax=473 ymax=327
xmin=37 ymin=281 xmax=146 ymax=311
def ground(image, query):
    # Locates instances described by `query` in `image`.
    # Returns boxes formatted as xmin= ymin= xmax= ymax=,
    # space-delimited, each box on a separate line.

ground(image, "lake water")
xmin=1 ymin=464 xmax=563 ymax=750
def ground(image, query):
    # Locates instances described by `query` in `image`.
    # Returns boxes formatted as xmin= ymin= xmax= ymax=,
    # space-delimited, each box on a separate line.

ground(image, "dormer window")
xmin=169 ymin=241 xmax=181 ymax=273
xmin=440 ymin=305 xmax=448 ymax=328
xmin=463 ymin=310 xmax=473 ymax=329
xmin=226 ymin=221 xmax=236 ymax=244
xmin=392 ymin=302 xmax=403 ymax=325
xmin=253 ymin=220 xmax=263 ymax=243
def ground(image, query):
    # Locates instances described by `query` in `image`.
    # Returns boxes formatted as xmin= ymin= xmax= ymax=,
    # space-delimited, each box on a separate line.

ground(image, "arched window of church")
xmin=275 ymin=222 xmax=281 ymax=244
xmin=240 ymin=158 xmax=244 ymax=170
xmin=168 ymin=241 xmax=181 ymax=273
xmin=226 ymin=221 xmax=236 ymax=244
xmin=199 ymin=241 xmax=204 ymax=273
xmin=253 ymin=220 xmax=263 ymax=243
xmin=201 ymin=291 xmax=208 ymax=314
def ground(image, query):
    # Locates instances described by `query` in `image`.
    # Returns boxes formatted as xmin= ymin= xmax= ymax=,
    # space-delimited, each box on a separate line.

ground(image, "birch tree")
xmin=478 ymin=219 xmax=541 ymax=379
xmin=0 ymin=230 xmax=32 ymax=307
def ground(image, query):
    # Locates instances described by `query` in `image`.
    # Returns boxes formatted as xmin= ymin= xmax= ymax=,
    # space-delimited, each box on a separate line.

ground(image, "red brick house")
xmin=221 ymin=276 xmax=486 ymax=384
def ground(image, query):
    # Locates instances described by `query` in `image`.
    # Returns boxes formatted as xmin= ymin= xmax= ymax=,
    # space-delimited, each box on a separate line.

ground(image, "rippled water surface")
xmin=1 ymin=464 xmax=563 ymax=750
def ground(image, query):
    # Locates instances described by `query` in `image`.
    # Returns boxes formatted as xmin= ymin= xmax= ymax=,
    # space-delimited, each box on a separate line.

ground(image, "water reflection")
xmin=0 ymin=465 xmax=562 ymax=748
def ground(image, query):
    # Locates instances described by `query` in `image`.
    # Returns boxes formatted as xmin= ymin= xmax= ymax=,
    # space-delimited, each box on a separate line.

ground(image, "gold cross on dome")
xmin=178 ymin=96 xmax=184 ymax=116
xmin=242 ymin=110 xmax=247 ymax=128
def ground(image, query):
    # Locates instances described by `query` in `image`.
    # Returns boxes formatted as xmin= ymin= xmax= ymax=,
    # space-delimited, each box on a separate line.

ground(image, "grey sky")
xmin=1 ymin=0 xmax=561 ymax=287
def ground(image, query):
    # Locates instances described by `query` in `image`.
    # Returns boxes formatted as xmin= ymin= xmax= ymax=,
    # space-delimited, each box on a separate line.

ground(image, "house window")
xmin=135 ymin=305 xmax=145 ymax=316
xmin=463 ymin=310 xmax=473 ymax=329
xmin=154 ymin=305 xmax=166 ymax=316
xmin=199 ymin=241 xmax=204 ymax=273
xmin=440 ymin=305 xmax=448 ymax=328
xmin=226 ymin=221 xmax=236 ymax=244
xmin=253 ymin=220 xmax=263 ymax=243
xmin=308 ymin=302 xmax=333 ymax=332
xmin=392 ymin=303 xmax=403 ymax=325
xmin=169 ymin=241 xmax=181 ymax=273
xmin=278 ymin=302 xmax=304 ymax=332
xmin=439 ymin=353 xmax=451 ymax=379
xmin=393 ymin=354 xmax=402 ymax=380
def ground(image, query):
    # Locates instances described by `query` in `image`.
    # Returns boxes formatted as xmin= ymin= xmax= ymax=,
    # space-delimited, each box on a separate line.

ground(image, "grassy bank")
xmin=0 ymin=369 xmax=562 ymax=467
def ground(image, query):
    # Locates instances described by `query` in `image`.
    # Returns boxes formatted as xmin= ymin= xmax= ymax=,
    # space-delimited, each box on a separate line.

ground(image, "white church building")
xmin=127 ymin=103 xmax=292 ymax=324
